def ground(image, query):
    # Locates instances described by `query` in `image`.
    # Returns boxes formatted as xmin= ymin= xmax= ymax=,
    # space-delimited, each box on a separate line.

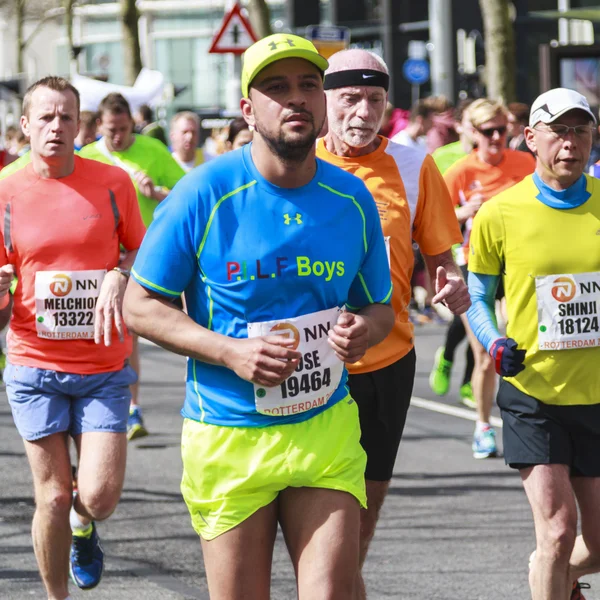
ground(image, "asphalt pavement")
xmin=1 ymin=323 xmax=598 ymax=599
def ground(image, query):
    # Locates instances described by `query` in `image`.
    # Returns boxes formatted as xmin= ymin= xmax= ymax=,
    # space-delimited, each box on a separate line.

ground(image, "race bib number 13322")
xmin=34 ymin=269 xmax=105 ymax=340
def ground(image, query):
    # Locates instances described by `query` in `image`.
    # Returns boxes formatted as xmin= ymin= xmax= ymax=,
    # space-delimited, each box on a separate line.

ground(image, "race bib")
xmin=535 ymin=272 xmax=600 ymax=351
xmin=247 ymin=306 xmax=344 ymax=416
xmin=35 ymin=270 xmax=106 ymax=340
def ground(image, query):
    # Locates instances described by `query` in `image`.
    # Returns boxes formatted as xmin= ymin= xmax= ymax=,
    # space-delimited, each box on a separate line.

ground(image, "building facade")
xmin=0 ymin=0 xmax=598 ymax=120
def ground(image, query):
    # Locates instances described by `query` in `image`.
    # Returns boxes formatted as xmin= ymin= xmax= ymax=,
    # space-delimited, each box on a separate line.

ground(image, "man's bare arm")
xmin=123 ymin=278 xmax=301 ymax=386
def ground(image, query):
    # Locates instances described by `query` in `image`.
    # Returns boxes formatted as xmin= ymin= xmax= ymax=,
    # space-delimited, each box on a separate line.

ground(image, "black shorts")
xmin=461 ymin=264 xmax=504 ymax=300
xmin=497 ymin=380 xmax=600 ymax=476
xmin=347 ymin=349 xmax=416 ymax=481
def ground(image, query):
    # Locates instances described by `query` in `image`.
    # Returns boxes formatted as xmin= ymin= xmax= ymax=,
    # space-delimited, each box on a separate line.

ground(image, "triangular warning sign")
xmin=209 ymin=3 xmax=258 ymax=55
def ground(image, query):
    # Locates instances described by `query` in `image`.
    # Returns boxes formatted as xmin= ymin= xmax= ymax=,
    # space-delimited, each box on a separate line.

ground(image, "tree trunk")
xmin=478 ymin=0 xmax=516 ymax=103
xmin=64 ymin=0 xmax=74 ymax=56
xmin=246 ymin=0 xmax=272 ymax=40
xmin=120 ymin=0 xmax=142 ymax=85
xmin=16 ymin=0 xmax=25 ymax=74
xmin=63 ymin=0 xmax=76 ymax=75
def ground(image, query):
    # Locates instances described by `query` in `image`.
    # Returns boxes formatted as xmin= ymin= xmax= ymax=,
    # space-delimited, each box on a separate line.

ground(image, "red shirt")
xmin=0 ymin=156 xmax=146 ymax=374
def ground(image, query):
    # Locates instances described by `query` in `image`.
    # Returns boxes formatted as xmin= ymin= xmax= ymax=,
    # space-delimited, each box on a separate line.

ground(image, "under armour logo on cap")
xmin=268 ymin=38 xmax=296 ymax=51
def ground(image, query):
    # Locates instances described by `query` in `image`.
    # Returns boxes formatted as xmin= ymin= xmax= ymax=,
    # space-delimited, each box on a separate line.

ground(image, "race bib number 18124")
xmin=535 ymin=272 xmax=600 ymax=351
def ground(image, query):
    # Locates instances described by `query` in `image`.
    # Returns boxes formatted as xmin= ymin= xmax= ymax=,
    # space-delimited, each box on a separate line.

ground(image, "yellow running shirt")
xmin=469 ymin=174 xmax=600 ymax=406
xmin=316 ymin=136 xmax=462 ymax=373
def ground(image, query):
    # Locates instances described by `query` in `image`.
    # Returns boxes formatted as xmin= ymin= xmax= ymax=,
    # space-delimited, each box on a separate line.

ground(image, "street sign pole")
xmin=428 ymin=0 xmax=454 ymax=99
xmin=412 ymin=83 xmax=420 ymax=105
xmin=226 ymin=55 xmax=242 ymax=112
xmin=403 ymin=56 xmax=430 ymax=103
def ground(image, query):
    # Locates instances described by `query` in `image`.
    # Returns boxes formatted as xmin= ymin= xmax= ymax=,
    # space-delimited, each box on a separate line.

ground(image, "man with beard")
xmin=123 ymin=34 xmax=395 ymax=598
xmin=316 ymin=49 xmax=470 ymax=599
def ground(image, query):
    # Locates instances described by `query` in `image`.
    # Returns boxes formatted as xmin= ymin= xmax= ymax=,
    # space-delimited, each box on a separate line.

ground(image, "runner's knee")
xmin=538 ymin=519 xmax=577 ymax=563
xmin=35 ymin=485 xmax=72 ymax=519
xmin=300 ymin=570 xmax=355 ymax=600
xmin=78 ymin=488 xmax=120 ymax=521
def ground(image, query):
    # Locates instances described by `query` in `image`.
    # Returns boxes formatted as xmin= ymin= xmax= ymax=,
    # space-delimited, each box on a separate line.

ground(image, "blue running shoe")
xmin=70 ymin=522 xmax=104 ymax=590
xmin=472 ymin=426 xmax=498 ymax=459
xmin=127 ymin=406 xmax=148 ymax=441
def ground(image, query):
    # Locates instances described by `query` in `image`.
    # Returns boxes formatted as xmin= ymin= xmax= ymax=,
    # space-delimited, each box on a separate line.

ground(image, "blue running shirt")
xmin=132 ymin=144 xmax=392 ymax=427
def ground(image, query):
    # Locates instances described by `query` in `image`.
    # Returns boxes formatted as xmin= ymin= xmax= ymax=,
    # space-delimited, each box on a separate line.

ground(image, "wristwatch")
xmin=112 ymin=266 xmax=131 ymax=278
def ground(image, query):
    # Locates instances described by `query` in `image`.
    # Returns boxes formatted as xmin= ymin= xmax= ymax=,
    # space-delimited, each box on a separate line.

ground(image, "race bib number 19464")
xmin=247 ymin=306 xmax=344 ymax=416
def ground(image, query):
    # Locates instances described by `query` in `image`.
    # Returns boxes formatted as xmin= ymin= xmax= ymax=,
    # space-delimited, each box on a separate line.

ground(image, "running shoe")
xmin=69 ymin=522 xmax=104 ymax=590
xmin=459 ymin=382 xmax=476 ymax=409
xmin=472 ymin=426 xmax=498 ymax=459
xmin=429 ymin=347 xmax=452 ymax=396
xmin=571 ymin=581 xmax=590 ymax=600
xmin=127 ymin=406 xmax=148 ymax=441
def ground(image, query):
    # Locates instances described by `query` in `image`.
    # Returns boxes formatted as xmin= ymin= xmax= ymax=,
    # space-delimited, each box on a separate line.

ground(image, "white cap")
xmin=529 ymin=88 xmax=596 ymax=128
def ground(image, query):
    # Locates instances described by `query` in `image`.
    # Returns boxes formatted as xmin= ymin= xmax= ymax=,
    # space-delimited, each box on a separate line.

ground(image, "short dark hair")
xmin=410 ymin=99 xmax=435 ymax=123
xmin=98 ymin=93 xmax=132 ymax=119
xmin=508 ymin=102 xmax=530 ymax=125
xmin=23 ymin=76 xmax=80 ymax=118
xmin=227 ymin=117 xmax=250 ymax=144
xmin=80 ymin=110 xmax=97 ymax=128
xmin=454 ymin=98 xmax=475 ymax=122
xmin=137 ymin=104 xmax=153 ymax=122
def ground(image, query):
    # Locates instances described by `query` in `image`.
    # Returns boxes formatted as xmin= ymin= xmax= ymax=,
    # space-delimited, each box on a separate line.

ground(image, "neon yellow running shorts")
xmin=180 ymin=396 xmax=367 ymax=540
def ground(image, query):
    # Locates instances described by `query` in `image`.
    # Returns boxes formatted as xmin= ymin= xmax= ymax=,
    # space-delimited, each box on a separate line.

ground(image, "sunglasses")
xmin=477 ymin=126 xmax=507 ymax=138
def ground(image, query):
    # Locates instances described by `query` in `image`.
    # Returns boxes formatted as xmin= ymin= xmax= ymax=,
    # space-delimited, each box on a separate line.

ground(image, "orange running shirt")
xmin=316 ymin=137 xmax=462 ymax=373
xmin=443 ymin=149 xmax=535 ymax=265
xmin=0 ymin=156 xmax=146 ymax=374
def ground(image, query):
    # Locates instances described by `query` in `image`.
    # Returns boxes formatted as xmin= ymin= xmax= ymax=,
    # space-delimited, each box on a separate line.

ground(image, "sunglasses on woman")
xmin=477 ymin=126 xmax=507 ymax=138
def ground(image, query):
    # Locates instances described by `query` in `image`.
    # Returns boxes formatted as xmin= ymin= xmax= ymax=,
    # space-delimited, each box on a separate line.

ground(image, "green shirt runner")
xmin=80 ymin=134 xmax=185 ymax=227
xmin=431 ymin=140 xmax=467 ymax=175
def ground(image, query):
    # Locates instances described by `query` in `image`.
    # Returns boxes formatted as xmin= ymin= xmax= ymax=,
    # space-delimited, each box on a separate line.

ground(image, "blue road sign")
xmin=403 ymin=58 xmax=430 ymax=85
xmin=305 ymin=25 xmax=350 ymax=44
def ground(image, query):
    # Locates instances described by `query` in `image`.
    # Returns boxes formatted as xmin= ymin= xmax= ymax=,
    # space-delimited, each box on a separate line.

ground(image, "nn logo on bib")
xmin=49 ymin=274 xmax=73 ymax=297
xmin=270 ymin=322 xmax=300 ymax=350
xmin=551 ymin=277 xmax=576 ymax=303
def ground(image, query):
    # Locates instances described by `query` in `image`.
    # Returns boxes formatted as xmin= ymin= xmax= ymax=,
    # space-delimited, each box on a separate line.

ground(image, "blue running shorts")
xmin=5 ymin=362 xmax=137 ymax=441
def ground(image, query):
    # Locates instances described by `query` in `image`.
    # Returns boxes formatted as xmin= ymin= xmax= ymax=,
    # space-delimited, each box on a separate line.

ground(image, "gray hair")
xmin=170 ymin=111 xmax=200 ymax=129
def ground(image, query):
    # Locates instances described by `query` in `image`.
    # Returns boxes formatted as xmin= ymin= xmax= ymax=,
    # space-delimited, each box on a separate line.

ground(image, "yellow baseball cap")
xmin=241 ymin=33 xmax=329 ymax=98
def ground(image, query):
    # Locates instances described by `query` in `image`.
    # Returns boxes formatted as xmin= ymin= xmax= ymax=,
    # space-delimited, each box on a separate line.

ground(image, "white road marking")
xmin=411 ymin=395 xmax=503 ymax=429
